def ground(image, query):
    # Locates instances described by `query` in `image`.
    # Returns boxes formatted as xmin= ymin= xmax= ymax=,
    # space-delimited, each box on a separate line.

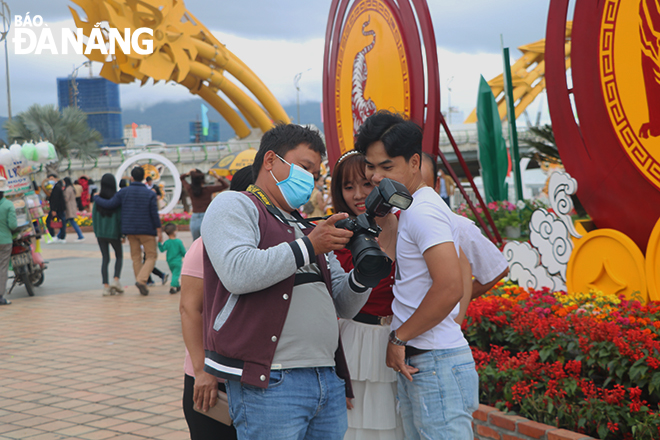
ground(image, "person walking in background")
xmin=180 ymin=168 xmax=229 ymax=240
xmin=308 ymin=175 xmax=328 ymax=217
xmin=146 ymin=176 xmax=165 ymax=209
xmin=146 ymin=257 xmax=169 ymax=287
xmin=44 ymin=174 xmax=63 ymax=240
xmin=62 ymin=177 xmax=85 ymax=242
xmin=0 ymin=177 xmax=17 ymax=305
xmin=94 ymin=166 xmax=162 ymax=296
xmin=92 ymin=174 xmax=125 ymax=297
xmin=73 ymin=180 xmax=84 ymax=212
xmin=78 ymin=175 xmax=91 ymax=211
xmin=440 ymin=169 xmax=456 ymax=207
xmin=158 ymin=223 xmax=186 ymax=294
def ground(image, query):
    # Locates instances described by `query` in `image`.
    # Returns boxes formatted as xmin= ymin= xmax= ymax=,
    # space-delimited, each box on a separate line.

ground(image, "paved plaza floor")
xmin=0 ymin=232 xmax=196 ymax=439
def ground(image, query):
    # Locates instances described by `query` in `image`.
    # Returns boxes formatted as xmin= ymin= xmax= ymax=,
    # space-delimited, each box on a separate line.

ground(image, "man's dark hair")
xmin=354 ymin=110 xmax=423 ymax=167
xmin=131 ymin=166 xmax=145 ymax=182
xmin=230 ymin=165 xmax=255 ymax=192
xmin=146 ymin=176 xmax=152 ymax=183
xmin=422 ymin=152 xmax=438 ymax=184
xmin=47 ymin=173 xmax=58 ymax=179
xmin=252 ymin=124 xmax=326 ymax=180
xmin=163 ymin=223 xmax=177 ymax=235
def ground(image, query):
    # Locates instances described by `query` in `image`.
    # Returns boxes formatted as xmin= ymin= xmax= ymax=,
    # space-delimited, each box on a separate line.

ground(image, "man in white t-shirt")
xmin=355 ymin=110 xmax=479 ymax=440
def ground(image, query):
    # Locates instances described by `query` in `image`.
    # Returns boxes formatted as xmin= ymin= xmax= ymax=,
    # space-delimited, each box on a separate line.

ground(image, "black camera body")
xmin=335 ymin=178 xmax=413 ymax=287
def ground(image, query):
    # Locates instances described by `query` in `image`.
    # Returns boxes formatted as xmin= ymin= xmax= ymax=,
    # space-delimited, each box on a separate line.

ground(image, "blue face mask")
xmin=48 ymin=180 xmax=56 ymax=185
xmin=270 ymin=154 xmax=315 ymax=210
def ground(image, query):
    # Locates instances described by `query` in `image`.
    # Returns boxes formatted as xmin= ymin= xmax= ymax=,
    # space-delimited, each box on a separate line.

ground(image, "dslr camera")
xmin=335 ymin=178 xmax=413 ymax=287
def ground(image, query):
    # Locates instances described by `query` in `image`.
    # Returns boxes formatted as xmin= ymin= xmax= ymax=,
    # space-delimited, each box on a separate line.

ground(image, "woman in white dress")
xmin=331 ymin=150 xmax=404 ymax=440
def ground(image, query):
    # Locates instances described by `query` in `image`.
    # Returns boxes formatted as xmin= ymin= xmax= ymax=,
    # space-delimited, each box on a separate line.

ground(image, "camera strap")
xmin=245 ymin=184 xmax=319 ymax=228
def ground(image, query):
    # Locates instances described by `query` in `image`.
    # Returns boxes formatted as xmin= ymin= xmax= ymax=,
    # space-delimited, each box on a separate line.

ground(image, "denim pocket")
xmin=451 ymin=362 xmax=479 ymax=413
xmin=268 ymin=369 xmax=286 ymax=388
xmin=408 ymin=353 xmax=436 ymax=376
xmin=331 ymin=367 xmax=345 ymax=385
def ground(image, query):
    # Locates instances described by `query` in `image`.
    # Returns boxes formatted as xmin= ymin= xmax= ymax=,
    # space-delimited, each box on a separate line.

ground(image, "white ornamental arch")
xmin=115 ymin=153 xmax=181 ymax=214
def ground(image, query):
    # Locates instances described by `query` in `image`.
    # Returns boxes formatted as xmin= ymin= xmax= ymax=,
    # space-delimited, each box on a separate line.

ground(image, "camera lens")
xmin=351 ymin=235 xmax=392 ymax=287
xmin=356 ymin=253 xmax=390 ymax=277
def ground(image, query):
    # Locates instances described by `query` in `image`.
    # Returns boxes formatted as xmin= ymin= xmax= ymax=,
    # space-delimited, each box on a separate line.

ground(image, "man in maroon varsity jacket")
xmin=200 ymin=124 xmax=377 ymax=440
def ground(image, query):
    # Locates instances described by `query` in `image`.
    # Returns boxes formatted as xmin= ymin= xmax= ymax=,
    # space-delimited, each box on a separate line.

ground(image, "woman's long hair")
xmin=63 ymin=177 xmax=73 ymax=188
xmin=189 ymin=169 xmax=205 ymax=197
xmin=331 ymin=151 xmax=367 ymax=217
xmin=97 ymin=173 xmax=118 ymax=217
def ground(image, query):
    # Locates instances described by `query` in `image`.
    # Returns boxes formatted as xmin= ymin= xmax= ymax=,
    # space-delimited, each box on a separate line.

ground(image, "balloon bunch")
xmin=0 ymin=140 xmax=58 ymax=175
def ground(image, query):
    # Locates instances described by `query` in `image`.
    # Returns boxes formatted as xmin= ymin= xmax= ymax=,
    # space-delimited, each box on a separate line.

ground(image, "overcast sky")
xmin=2 ymin=0 xmax=555 ymax=123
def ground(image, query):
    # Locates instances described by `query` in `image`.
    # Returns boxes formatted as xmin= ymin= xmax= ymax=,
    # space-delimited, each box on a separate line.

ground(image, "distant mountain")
xmin=122 ymin=100 xmax=324 ymax=144
xmin=0 ymin=101 xmax=323 ymax=146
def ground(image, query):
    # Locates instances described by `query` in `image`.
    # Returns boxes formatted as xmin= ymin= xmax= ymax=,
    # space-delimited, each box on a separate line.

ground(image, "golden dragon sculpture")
xmin=69 ymin=0 xmax=290 ymax=138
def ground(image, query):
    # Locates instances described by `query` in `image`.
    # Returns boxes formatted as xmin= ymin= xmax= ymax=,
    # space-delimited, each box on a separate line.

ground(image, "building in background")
xmin=189 ymin=120 xmax=219 ymax=143
xmin=57 ymin=77 xmax=123 ymax=147
xmin=123 ymin=124 xmax=153 ymax=148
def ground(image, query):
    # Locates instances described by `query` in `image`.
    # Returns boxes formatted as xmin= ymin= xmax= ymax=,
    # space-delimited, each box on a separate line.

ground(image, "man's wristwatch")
xmin=389 ymin=330 xmax=407 ymax=346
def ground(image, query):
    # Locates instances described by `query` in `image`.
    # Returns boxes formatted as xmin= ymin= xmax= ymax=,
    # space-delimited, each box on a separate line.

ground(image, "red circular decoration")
xmin=546 ymin=0 xmax=660 ymax=253
xmin=323 ymin=0 xmax=440 ymax=170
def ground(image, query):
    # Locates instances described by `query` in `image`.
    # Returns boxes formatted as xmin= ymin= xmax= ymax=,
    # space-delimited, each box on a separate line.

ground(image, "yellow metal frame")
xmin=69 ymin=0 xmax=290 ymax=138
xmin=465 ymin=23 xmax=572 ymax=123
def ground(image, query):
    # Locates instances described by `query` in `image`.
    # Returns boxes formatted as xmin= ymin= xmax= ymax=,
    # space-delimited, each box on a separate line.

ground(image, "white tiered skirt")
xmin=339 ymin=318 xmax=404 ymax=440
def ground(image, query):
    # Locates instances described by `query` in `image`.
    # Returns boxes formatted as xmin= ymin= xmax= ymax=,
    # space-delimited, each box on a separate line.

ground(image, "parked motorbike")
xmin=8 ymin=233 xmax=46 ymax=297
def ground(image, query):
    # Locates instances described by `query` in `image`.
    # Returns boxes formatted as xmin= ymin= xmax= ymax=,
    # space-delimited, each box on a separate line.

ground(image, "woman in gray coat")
xmin=63 ymin=177 xmax=85 ymax=242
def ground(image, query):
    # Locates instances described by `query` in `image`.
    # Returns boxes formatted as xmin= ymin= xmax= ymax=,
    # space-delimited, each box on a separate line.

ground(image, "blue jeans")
xmin=226 ymin=367 xmax=347 ymax=440
xmin=397 ymin=345 xmax=479 ymax=440
xmin=59 ymin=218 xmax=84 ymax=239
xmin=53 ymin=211 xmax=66 ymax=239
xmin=190 ymin=212 xmax=205 ymax=241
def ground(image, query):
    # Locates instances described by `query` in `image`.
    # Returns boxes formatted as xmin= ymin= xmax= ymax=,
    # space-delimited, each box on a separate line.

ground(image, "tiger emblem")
xmin=352 ymin=17 xmax=377 ymax=135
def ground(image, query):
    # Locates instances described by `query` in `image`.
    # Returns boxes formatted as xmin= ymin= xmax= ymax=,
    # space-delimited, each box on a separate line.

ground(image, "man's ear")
xmin=263 ymin=150 xmax=277 ymax=172
xmin=410 ymin=153 xmax=421 ymax=171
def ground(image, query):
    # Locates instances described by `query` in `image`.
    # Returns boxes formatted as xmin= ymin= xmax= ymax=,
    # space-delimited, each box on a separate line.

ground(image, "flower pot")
xmin=504 ymin=225 xmax=521 ymax=239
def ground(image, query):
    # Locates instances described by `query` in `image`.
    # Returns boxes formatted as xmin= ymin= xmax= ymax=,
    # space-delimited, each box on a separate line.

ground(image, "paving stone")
xmin=2 ymin=245 xmax=193 ymax=440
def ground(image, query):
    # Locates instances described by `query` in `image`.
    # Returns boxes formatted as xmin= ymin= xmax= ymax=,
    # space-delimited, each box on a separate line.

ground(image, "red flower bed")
xmin=465 ymin=284 xmax=660 ymax=439
xmin=160 ymin=212 xmax=191 ymax=225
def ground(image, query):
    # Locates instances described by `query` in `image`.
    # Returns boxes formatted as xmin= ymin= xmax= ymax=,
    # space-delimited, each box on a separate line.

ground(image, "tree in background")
xmin=3 ymin=104 xmax=102 ymax=160
xmin=520 ymin=124 xmax=561 ymax=164
xmin=520 ymin=124 xmax=587 ymax=217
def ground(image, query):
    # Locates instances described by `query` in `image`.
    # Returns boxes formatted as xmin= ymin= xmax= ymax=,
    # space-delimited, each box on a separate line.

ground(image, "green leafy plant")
xmin=456 ymin=199 xmax=545 ymax=236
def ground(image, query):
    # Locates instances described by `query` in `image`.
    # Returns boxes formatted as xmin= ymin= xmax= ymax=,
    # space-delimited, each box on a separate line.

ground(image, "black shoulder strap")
xmin=290 ymin=210 xmax=316 ymax=229
xmin=244 ymin=185 xmax=325 ymax=228
xmin=245 ymin=185 xmax=292 ymax=225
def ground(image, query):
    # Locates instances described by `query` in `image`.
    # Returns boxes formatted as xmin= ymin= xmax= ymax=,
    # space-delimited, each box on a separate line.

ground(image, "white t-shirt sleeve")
xmin=407 ymin=200 xmax=456 ymax=254
xmin=455 ymin=215 xmax=508 ymax=284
